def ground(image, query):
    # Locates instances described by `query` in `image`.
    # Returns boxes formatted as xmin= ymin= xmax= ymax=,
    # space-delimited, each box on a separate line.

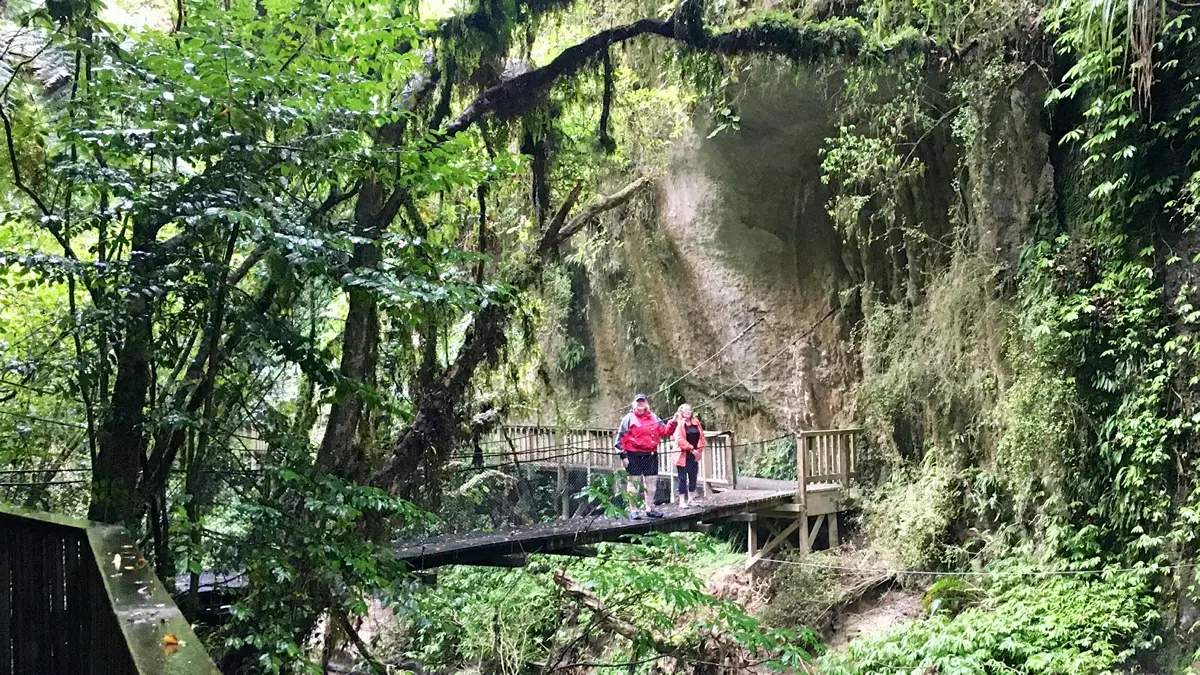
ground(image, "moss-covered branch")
xmin=445 ymin=5 xmax=942 ymax=135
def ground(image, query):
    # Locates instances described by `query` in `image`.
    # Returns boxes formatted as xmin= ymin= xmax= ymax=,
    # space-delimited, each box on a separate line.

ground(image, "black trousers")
xmin=676 ymin=454 xmax=698 ymax=494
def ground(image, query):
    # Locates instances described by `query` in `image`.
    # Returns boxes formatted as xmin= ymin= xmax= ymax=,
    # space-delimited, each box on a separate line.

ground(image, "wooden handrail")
xmin=0 ymin=503 xmax=219 ymax=674
xmin=485 ymin=425 xmax=737 ymax=488
xmin=795 ymin=428 xmax=861 ymax=493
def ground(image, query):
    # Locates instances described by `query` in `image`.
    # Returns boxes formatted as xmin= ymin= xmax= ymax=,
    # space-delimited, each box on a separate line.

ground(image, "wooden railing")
xmin=0 ymin=504 xmax=218 ymax=674
xmin=479 ymin=424 xmax=862 ymax=498
xmin=796 ymin=428 xmax=861 ymax=488
xmin=484 ymin=425 xmax=738 ymax=489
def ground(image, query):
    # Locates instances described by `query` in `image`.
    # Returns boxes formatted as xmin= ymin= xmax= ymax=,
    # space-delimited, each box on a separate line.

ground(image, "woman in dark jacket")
xmin=673 ymin=404 xmax=705 ymax=507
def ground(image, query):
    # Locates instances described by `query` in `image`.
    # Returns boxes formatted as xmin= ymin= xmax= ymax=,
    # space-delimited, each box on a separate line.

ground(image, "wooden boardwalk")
xmin=395 ymin=482 xmax=796 ymax=569
xmin=396 ymin=427 xmax=863 ymax=570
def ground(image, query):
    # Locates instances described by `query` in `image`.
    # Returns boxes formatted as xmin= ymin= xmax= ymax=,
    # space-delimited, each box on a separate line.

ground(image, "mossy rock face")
xmin=697 ymin=69 xmax=840 ymax=284
xmin=960 ymin=68 xmax=1057 ymax=276
xmin=551 ymin=65 xmax=1056 ymax=440
xmin=572 ymin=66 xmax=860 ymax=433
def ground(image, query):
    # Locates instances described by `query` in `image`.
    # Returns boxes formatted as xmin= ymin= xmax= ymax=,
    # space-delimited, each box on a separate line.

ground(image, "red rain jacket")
xmin=673 ymin=417 xmax=706 ymax=467
xmin=616 ymin=409 xmax=677 ymax=454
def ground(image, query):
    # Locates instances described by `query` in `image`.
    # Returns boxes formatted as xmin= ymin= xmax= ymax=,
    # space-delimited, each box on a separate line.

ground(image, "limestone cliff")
xmin=544 ymin=67 xmax=1054 ymax=444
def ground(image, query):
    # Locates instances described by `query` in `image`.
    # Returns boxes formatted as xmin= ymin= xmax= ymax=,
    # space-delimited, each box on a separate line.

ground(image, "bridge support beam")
xmin=746 ymin=514 xmax=804 ymax=569
xmin=806 ymin=515 xmax=824 ymax=550
xmin=474 ymin=554 xmax=529 ymax=568
xmin=746 ymin=518 xmax=758 ymax=563
xmin=545 ymin=545 xmax=598 ymax=558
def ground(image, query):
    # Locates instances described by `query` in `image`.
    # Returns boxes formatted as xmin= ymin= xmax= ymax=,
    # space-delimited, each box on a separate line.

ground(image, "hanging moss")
xmin=705 ymin=16 xmax=938 ymax=63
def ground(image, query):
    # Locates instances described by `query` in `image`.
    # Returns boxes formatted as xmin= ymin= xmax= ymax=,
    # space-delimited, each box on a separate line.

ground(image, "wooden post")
xmin=699 ymin=435 xmax=710 ymax=494
xmin=795 ymin=433 xmax=808 ymax=507
xmin=796 ymin=433 xmax=810 ymax=555
xmin=840 ymin=432 xmax=851 ymax=487
xmin=728 ymin=431 xmax=738 ymax=490
xmin=828 ymin=512 xmax=839 ymax=549
xmin=745 ymin=519 xmax=759 ymax=567
xmin=552 ymin=428 xmax=565 ymax=517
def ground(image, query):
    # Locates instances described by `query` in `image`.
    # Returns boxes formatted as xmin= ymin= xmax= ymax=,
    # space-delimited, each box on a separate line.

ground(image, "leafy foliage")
xmin=920 ymin=576 xmax=982 ymax=617
xmin=220 ymin=468 xmax=429 ymax=674
xmin=742 ymin=436 xmax=796 ymax=481
xmin=392 ymin=533 xmax=820 ymax=673
xmin=823 ymin=569 xmax=1158 ymax=674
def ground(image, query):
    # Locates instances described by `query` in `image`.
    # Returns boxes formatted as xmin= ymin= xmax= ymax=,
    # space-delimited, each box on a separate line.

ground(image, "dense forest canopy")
xmin=8 ymin=0 xmax=1200 ymax=670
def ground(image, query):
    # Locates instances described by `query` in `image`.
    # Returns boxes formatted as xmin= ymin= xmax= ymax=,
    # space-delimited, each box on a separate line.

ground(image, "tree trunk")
xmin=89 ymin=241 xmax=154 ymax=525
xmin=371 ymin=178 xmax=651 ymax=496
xmin=316 ymin=181 xmax=401 ymax=477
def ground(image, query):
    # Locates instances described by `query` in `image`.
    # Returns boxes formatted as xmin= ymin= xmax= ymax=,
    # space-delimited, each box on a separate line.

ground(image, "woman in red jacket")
xmin=615 ymin=393 xmax=677 ymax=519
xmin=673 ymin=404 xmax=706 ymax=507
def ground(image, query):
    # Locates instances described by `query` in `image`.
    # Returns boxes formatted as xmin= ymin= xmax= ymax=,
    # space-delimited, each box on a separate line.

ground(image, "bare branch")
xmin=334 ymin=608 xmax=386 ymax=675
xmin=560 ymin=176 xmax=652 ymax=240
xmin=1 ymin=48 xmax=53 ymax=217
xmin=539 ymin=176 xmax=652 ymax=255
xmin=598 ymin=48 xmax=616 ymax=153
xmin=445 ymin=18 xmax=673 ymax=135
xmin=537 ymin=183 xmax=583 ymax=255
xmin=551 ymin=570 xmax=682 ymax=657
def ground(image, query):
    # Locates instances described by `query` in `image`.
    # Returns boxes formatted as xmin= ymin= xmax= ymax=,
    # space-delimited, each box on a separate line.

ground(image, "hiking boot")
xmin=631 ymin=511 xmax=644 ymax=520
xmin=646 ymin=509 xmax=664 ymax=519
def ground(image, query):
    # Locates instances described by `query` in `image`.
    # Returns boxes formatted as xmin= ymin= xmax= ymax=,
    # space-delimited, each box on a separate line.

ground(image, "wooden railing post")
xmin=795 ymin=432 xmax=808 ymax=507
xmin=840 ymin=431 xmax=852 ymax=487
xmin=727 ymin=431 xmax=737 ymax=490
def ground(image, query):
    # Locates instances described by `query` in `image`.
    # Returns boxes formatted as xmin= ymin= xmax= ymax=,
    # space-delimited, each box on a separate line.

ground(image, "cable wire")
xmin=693 ymin=306 xmax=838 ymax=412
xmin=752 ymin=555 xmax=1190 ymax=577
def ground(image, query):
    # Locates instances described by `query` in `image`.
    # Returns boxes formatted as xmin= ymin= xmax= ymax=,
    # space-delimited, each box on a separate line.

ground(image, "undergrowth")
xmin=862 ymin=464 xmax=964 ymax=571
xmin=822 ymin=566 xmax=1158 ymax=674
xmin=383 ymin=533 xmax=818 ymax=674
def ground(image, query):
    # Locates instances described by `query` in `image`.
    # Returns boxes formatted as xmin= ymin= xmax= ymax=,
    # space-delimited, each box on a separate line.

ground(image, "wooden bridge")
xmin=397 ymin=426 xmax=863 ymax=571
xmin=1 ymin=426 xmax=861 ymax=672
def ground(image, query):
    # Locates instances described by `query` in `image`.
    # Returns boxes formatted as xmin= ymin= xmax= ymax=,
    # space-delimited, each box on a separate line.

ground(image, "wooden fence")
xmin=797 ymin=428 xmax=860 ymax=485
xmin=795 ymin=428 xmax=862 ymax=507
xmin=484 ymin=425 xmax=738 ymax=490
xmin=0 ymin=504 xmax=218 ymax=674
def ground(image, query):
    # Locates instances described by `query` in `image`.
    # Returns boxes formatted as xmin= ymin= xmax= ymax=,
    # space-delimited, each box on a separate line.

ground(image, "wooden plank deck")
xmin=394 ymin=427 xmax=863 ymax=570
xmin=394 ymin=487 xmax=789 ymax=569
xmin=393 ymin=481 xmax=845 ymax=570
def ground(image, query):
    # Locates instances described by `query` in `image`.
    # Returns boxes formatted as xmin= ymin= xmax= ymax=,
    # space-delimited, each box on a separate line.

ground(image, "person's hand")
xmin=622 ymin=457 xmax=629 ymax=469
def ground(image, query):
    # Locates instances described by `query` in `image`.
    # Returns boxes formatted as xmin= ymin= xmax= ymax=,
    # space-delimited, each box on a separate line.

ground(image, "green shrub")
xmin=921 ymin=576 xmax=983 ymax=617
xmin=823 ymin=570 xmax=1157 ymax=674
xmin=744 ymin=437 xmax=798 ymax=481
xmin=407 ymin=565 xmax=558 ymax=674
xmin=760 ymin=552 xmax=836 ymax=629
xmin=395 ymin=533 xmax=820 ymax=672
xmin=863 ymin=464 xmax=962 ymax=570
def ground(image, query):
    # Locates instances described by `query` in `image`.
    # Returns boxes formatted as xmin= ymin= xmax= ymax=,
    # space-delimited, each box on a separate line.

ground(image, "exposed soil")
xmin=825 ymin=587 xmax=922 ymax=651
xmin=706 ymin=564 xmax=772 ymax=614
